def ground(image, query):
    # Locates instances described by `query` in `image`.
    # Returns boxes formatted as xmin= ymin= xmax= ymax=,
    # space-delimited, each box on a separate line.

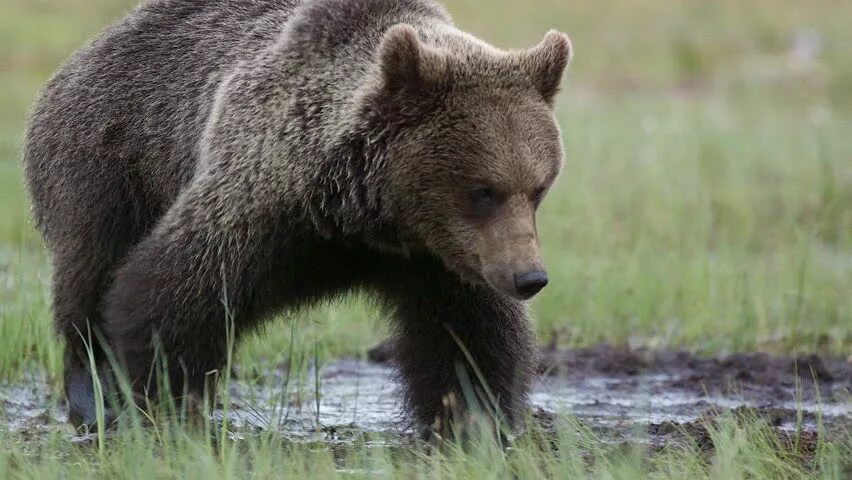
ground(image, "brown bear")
xmin=23 ymin=0 xmax=572 ymax=435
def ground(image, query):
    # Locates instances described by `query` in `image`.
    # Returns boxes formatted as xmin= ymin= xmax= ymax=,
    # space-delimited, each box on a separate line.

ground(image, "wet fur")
xmin=24 ymin=0 xmax=569 ymax=431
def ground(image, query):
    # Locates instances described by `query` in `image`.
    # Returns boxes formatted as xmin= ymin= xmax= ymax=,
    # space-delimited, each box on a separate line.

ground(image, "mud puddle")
xmin=2 ymin=345 xmax=850 ymax=451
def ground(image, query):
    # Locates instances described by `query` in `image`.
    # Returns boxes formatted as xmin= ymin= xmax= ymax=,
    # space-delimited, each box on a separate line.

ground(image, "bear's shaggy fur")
xmin=24 ymin=0 xmax=572 ymax=433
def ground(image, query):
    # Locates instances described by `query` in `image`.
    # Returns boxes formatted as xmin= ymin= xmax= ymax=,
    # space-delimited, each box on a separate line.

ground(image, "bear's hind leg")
xmin=52 ymin=232 xmax=137 ymax=429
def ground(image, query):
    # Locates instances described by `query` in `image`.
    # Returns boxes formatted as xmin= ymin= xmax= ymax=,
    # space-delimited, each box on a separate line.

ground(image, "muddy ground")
xmin=2 ymin=343 xmax=850 ymax=455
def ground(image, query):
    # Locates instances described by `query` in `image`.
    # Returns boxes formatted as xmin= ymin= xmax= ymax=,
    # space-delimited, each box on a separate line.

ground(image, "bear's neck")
xmin=274 ymin=0 xmax=454 ymax=248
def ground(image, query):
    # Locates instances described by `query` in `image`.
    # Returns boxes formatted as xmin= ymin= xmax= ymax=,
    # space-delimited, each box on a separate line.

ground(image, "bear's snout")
xmin=476 ymin=196 xmax=549 ymax=300
xmin=514 ymin=270 xmax=549 ymax=299
xmin=482 ymin=264 xmax=548 ymax=300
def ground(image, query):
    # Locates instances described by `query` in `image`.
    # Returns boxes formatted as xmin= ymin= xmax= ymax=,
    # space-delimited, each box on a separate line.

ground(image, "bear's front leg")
xmin=103 ymin=179 xmax=286 ymax=408
xmin=383 ymin=260 xmax=536 ymax=439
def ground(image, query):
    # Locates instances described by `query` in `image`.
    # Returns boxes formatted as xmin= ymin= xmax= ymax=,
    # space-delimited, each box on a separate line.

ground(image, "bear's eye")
xmin=473 ymin=187 xmax=496 ymax=202
xmin=468 ymin=187 xmax=503 ymax=217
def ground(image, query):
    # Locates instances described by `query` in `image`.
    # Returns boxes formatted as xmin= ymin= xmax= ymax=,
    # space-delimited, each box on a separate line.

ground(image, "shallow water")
xmin=221 ymin=359 xmax=852 ymax=434
xmin=2 ymin=355 xmax=849 ymax=447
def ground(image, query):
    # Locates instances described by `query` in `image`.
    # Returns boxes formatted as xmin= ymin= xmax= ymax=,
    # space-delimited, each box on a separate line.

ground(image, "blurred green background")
xmin=1 ymin=0 xmax=850 ymax=382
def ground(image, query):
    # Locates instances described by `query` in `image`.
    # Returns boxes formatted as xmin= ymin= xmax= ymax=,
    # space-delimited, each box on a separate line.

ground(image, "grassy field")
xmin=1 ymin=0 xmax=850 ymax=478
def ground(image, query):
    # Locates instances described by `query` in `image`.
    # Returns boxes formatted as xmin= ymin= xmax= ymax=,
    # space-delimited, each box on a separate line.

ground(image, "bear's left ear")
xmin=377 ymin=24 xmax=447 ymax=94
xmin=522 ymin=30 xmax=574 ymax=105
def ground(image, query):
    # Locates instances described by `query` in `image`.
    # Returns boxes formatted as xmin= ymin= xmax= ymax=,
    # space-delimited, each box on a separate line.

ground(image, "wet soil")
xmin=2 ymin=343 xmax=849 ymax=456
xmin=537 ymin=343 xmax=850 ymax=405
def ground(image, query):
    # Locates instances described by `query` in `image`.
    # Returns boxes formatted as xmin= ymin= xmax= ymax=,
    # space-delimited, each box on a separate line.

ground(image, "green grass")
xmin=1 ymin=409 xmax=848 ymax=479
xmin=1 ymin=0 xmax=850 ymax=477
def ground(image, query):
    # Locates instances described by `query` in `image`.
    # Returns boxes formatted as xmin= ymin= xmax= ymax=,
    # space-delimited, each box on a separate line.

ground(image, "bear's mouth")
xmin=482 ymin=268 xmax=528 ymax=300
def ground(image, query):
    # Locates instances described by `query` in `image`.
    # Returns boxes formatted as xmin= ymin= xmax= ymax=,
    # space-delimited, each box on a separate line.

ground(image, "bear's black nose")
xmin=514 ymin=271 xmax=548 ymax=299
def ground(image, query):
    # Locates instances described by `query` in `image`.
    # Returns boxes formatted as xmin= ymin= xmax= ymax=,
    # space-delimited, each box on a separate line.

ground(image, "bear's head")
xmin=360 ymin=24 xmax=572 ymax=300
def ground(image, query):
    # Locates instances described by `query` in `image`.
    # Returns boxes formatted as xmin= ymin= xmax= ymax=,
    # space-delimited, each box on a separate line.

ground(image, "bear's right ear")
xmin=378 ymin=24 xmax=446 ymax=93
xmin=522 ymin=30 xmax=574 ymax=105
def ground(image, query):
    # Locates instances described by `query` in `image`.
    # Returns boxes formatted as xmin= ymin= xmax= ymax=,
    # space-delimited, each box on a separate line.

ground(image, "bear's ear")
xmin=378 ymin=24 xmax=446 ymax=93
xmin=522 ymin=30 xmax=573 ymax=104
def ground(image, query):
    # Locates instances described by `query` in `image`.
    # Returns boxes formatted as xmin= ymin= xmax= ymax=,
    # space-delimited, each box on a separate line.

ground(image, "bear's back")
xmin=25 ymin=0 xmax=301 ymax=221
